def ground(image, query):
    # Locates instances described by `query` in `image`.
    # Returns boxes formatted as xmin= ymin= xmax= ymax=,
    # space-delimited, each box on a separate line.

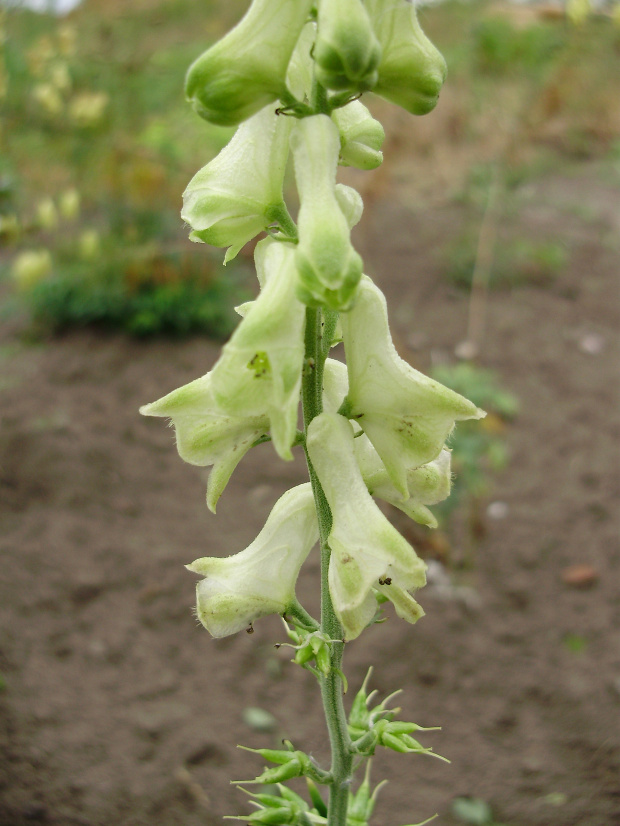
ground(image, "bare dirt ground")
xmin=1 ymin=157 xmax=619 ymax=826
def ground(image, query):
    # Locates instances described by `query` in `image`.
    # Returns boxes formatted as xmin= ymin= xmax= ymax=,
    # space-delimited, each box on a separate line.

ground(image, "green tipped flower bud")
xmin=332 ymin=101 xmax=385 ymax=170
xmin=341 ymin=276 xmax=485 ymax=497
xmin=291 ymin=115 xmax=363 ymax=311
xmin=186 ymin=484 xmax=318 ymax=637
xmin=364 ymin=0 xmax=447 ymax=115
xmin=307 ymin=412 xmax=427 ymax=641
xmin=185 ymin=0 xmax=313 ymax=126
xmin=182 ymin=105 xmax=292 ymax=263
xmin=313 ymin=0 xmax=381 ymax=92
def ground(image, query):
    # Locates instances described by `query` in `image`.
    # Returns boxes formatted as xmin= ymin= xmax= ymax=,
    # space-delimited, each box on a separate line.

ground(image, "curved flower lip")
xmin=140 ymin=374 xmax=268 ymax=514
xmin=187 ymin=484 xmax=318 ymax=638
xmin=291 ymin=114 xmax=363 ymax=311
xmin=182 ymin=104 xmax=292 ymax=263
xmin=307 ymin=412 xmax=427 ymax=641
xmin=185 ymin=0 xmax=314 ymax=126
xmin=208 ymin=238 xmax=306 ymax=461
xmin=364 ymin=0 xmax=447 ymax=116
xmin=341 ymin=276 xmax=485 ymax=497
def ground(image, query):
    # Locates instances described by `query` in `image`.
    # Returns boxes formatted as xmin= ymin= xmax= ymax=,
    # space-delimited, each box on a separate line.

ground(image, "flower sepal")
xmin=237 ymin=741 xmax=332 ymax=786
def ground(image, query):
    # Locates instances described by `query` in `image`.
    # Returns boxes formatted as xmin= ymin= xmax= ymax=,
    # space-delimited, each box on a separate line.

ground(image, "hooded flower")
xmin=208 ymin=238 xmax=306 ymax=460
xmin=307 ymin=412 xmax=427 ymax=641
xmin=332 ymin=100 xmax=385 ymax=171
xmin=341 ymin=276 xmax=485 ymax=498
xmin=313 ymin=0 xmax=381 ymax=92
xmin=139 ymin=374 xmax=268 ymax=514
xmin=364 ymin=0 xmax=447 ymax=116
xmin=185 ymin=0 xmax=314 ymax=126
xmin=291 ymin=114 xmax=363 ymax=311
xmin=322 ymin=358 xmax=452 ymax=528
xmin=182 ymin=104 xmax=292 ymax=263
xmin=187 ymin=484 xmax=318 ymax=637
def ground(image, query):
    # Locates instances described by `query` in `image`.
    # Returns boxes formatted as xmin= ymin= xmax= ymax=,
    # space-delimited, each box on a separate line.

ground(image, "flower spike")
xmin=182 ymin=104 xmax=292 ymax=263
xmin=341 ymin=276 xmax=485 ymax=497
xmin=187 ymin=484 xmax=318 ymax=638
xmin=307 ymin=412 xmax=427 ymax=641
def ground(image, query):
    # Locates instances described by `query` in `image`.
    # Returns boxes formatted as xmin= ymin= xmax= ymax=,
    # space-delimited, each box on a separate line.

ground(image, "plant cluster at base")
xmin=141 ymin=2 xmax=485 ymax=824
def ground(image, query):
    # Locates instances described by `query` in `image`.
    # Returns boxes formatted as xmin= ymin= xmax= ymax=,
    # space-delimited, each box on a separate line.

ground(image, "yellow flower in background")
xmin=11 ymin=250 xmax=52 ymax=291
xmin=69 ymin=92 xmax=109 ymax=127
xmin=32 ymin=83 xmax=63 ymax=116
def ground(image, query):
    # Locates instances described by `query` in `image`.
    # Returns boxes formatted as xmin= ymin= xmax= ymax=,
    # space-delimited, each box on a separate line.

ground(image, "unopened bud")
xmin=185 ymin=0 xmax=313 ymax=126
xmin=313 ymin=0 xmax=381 ymax=92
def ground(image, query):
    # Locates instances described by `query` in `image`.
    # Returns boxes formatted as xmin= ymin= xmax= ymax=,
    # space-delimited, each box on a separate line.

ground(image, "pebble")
xmin=487 ymin=500 xmax=509 ymax=520
xmin=578 ymin=333 xmax=604 ymax=355
xmin=561 ymin=564 xmax=599 ymax=588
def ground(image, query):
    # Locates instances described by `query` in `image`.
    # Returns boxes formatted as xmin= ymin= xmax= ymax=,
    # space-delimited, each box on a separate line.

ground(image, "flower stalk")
xmin=140 ymin=4 xmax=486 ymax=824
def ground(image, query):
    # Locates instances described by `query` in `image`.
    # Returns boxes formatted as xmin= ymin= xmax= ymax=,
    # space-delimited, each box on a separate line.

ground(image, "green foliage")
xmin=472 ymin=17 xmax=562 ymax=76
xmin=19 ymin=247 xmax=242 ymax=338
xmin=444 ymin=233 xmax=567 ymax=290
xmin=430 ymin=363 xmax=518 ymax=518
xmin=452 ymin=797 xmax=502 ymax=826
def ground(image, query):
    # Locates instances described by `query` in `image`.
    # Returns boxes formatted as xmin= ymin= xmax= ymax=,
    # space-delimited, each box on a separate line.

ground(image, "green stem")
xmin=302 ymin=306 xmax=353 ymax=826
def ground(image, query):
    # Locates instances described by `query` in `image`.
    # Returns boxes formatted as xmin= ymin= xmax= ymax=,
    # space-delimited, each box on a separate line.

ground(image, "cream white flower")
xmin=341 ymin=276 xmax=485 ymax=497
xmin=187 ymin=484 xmax=318 ymax=637
xmin=208 ymin=238 xmax=306 ymax=460
xmin=307 ymin=412 xmax=427 ymax=641
xmin=139 ymin=373 xmax=268 ymax=514
xmin=185 ymin=0 xmax=313 ymax=126
xmin=182 ymin=104 xmax=292 ymax=263
xmin=291 ymin=114 xmax=363 ymax=310
xmin=364 ymin=0 xmax=447 ymax=115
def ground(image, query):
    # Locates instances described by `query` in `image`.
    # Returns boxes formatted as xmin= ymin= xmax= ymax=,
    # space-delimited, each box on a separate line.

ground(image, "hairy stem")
xmin=302 ymin=306 xmax=353 ymax=826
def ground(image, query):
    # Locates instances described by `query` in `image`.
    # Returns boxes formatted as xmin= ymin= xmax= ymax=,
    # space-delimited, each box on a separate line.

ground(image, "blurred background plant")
xmin=0 ymin=0 xmax=248 ymax=336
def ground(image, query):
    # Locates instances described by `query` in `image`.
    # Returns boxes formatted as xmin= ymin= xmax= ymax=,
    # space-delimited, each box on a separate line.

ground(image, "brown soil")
xmin=1 ymin=160 xmax=619 ymax=826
